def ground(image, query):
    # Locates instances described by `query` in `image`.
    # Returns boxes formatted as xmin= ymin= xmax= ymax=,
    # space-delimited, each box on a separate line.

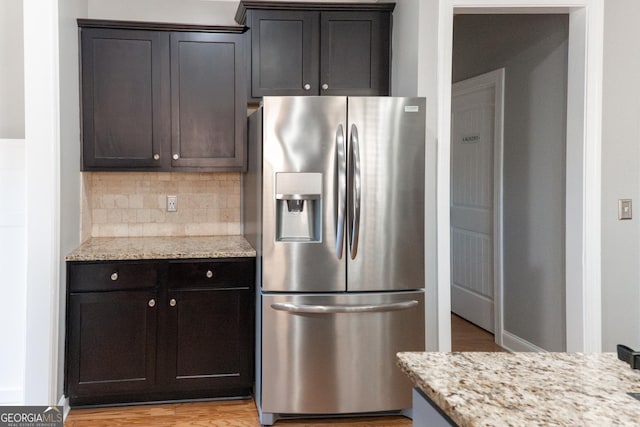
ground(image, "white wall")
xmin=0 ymin=140 xmax=26 ymax=404
xmin=390 ymin=0 xmax=442 ymax=351
xmin=88 ymin=0 xmax=239 ymax=25
xmin=57 ymin=0 xmax=87 ymax=403
xmin=0 ymin=0 xmax=26 ymax=406
xmin=0 ymin=0 xmax=25 ymax=138
xmin=453 ymin=14 xmax=569 ymax=351
xmin=390 ymin=0 xmax=419 ymax=97
xmin=601 ymin=0 xmax=640 ymax=351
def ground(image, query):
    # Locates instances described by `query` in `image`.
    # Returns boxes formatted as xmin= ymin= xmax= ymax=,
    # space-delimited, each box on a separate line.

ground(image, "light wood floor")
xmin=65 ymin=315 xmax=503 ymax=427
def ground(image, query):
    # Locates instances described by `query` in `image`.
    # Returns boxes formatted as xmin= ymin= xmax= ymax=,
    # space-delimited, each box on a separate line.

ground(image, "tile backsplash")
xmin=82 ymin=172 xmax=241 ymax=239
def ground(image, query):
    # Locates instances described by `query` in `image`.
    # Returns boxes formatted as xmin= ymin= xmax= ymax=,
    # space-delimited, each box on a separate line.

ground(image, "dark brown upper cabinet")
xmin=78 ymin=20 xmax=247 ymax=172
xmin=235 ymin=2 xmax=394 ymax=99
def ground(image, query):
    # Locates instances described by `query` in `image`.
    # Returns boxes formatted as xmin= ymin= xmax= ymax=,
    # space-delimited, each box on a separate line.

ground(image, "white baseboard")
xmin=502 ymin=330 xmax=547 ymax=352
xmin=0 ymin=387 xmax=23 ymax=405
xmin=451 ymin=284 xmax=494 ymax=333
xmin=58 ymin=395 xmax=70 ymax=420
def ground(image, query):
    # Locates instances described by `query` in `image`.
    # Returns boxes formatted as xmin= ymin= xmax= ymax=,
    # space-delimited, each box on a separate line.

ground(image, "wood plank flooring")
xmin=451 ymin=313 xmax=507 ymax=352
xmin=65 ymin=314 xmax=503 ymax=427
xmin=64 ymin=400 xmax=411 ymax=427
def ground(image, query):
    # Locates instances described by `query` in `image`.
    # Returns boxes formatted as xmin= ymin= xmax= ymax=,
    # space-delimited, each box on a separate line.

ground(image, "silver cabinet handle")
xmin=153 ymin=153 xmax=160 ymax=160
xmin=206 ymin=270 xmax=213 ymax=279
xmin=271 ymin=300 xmax=419 ymax=314
xmin=110 ymin=272 xmax=118 ymax=281
xmin=169 ymin=298 xmax=177 ymax=307
xmin=322 ymin=83 xmax=329 ymax=90
xmin=148 ymin=299 xmax=156 ymax=308
xmin=349 ymin=124 xmax=362 ymax=260
xmin=303 ymin=83 xmax=311 ymax=91
xmin=172 ymin=154 xmax=179 ymax=160
xmin=335 ymin=124 xmax=346 ymax=259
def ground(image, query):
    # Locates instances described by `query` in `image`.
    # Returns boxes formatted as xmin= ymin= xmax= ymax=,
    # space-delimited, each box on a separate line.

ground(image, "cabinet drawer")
xmin=168 ymin=259 xmax=254 ymax=289
xmin=69 ymin=262 xmax=159 ymax=292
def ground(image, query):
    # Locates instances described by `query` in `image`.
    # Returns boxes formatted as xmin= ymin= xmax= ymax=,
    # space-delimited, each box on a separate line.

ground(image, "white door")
xmin=450 ymin=69 xmax=504 ymax=334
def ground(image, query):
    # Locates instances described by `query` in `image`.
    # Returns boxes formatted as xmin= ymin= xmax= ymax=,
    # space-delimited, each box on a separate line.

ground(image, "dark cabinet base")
xmin=65 ymin=258 xmax=255 ymax=407
xmin=69 ymin=387 xmax=253 ymax=408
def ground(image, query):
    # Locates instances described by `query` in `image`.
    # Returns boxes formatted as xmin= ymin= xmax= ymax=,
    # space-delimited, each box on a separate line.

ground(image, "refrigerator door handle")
xmin=349 ymin=124 xmax=362 ymax=259
xmin=335 ymin=124 xmax=347 ymax=259
xmin=271 ymin=300 xmax=419 ymax=314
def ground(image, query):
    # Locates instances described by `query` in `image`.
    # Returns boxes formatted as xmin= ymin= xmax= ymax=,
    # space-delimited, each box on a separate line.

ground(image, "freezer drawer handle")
xmin=270 ymin=300 xmax=419 ymax=314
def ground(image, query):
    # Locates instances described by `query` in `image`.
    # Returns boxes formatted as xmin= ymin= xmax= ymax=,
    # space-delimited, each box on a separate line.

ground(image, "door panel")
xmin=164 ymin=288 xmax=252 ymax=391
xmin=261 ymin=291 xmax=425 ymax=414
xmin=81 ymin=29 xmax=169 ymax=169
xmin=320 ymin=12 xmax=390 ymax=96
xmin=451 ymin=74 xmax=499 ymax=333
xmin=262 ymin=97 xmax=347 ymax=292
xmin=346 ymin=97 xmax=425 ymax=292
xmin=67 ymin=291 xmax=157 ymax=398
xmin=170 ymin=32 xmax=245 ymax=170
xmin=251 ymin=11 xmax=319 ymax=97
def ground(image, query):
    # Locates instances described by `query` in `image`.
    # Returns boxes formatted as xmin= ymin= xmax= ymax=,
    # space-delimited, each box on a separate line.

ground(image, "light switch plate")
xmin=619 ymin=199 xmax=632 ymax=220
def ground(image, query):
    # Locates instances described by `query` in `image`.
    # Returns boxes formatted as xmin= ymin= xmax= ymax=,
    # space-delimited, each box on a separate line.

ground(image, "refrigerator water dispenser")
xmin=275 ymin=172 xmax=322 ymax=242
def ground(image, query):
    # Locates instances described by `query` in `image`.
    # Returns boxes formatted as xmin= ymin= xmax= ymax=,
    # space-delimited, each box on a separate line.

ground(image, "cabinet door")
xmin=170 ymin=32 xmax=247 ymax=171
xmin=80 ymin=28 xmax=170 ymax=170
xmin=320 ymin=12 xmax=391 ymax=96
xmin=163 ymin=287 xmax=253 ymax=394
xmin=66 ymin=291 xmax=158 ymax=401
xmin=250 ymin=10 xmax=319 ymax=97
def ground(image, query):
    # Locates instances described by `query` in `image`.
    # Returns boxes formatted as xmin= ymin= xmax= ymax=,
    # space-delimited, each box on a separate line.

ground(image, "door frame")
xmin=450 ymin=68 xmax=505 ymax=345
xmin=436 ymin=0 xmax=603 ymax=352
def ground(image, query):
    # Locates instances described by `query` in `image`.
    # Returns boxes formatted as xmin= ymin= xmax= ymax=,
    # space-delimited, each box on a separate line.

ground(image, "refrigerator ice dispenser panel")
xmin=275 ymin=172 xmax=322 ymax=242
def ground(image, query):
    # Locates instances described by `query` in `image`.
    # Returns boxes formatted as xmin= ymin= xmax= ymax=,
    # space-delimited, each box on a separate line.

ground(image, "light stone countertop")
xmin=397 ymin=351 xmax=640 ymax=427
xmin=65 ymin=235 xmax=256 ymax=261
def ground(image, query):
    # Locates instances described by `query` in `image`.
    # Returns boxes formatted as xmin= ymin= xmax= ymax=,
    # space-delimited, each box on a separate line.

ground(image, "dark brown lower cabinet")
xmin=65 ymin=258 xmax=255 ymax=406
xmin=66 ymin=291 xmax=158 ymax=398
xmin=165 ymin=287 xmax=252 ymax=391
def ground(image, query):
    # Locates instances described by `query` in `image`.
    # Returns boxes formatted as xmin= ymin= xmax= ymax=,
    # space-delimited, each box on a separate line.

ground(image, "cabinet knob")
xmin=322 ymin=83 xmax=329 ymax=90
xmin=110 ymin=272 xmax=118 ymax=281
xmin=153 ymin=153 xmax=160 ymax=160
xmin=206 ymin=270 xmax=214 ymax=279
xmin=172 ymin=154 xmax=179 ymax=160
xmin=303 ymin=83 xmax=311 ymax=91
xmin=148 ymin=299 xmax=156 ymax=308
xmin=169 ymin=298 xmax=177 ymax=307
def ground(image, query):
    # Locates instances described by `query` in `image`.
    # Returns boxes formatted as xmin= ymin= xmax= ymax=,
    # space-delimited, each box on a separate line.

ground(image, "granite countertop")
xmin=65 ymin=235 xmax=256 ymax=261
xmin=397 ymin=352 xmax=640 ymax=427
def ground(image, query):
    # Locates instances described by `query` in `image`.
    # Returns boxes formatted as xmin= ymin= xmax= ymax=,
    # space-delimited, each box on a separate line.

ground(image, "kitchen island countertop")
xmin=397 ymin=351 xmax=640 ymax=427
xmin=65 ymin=235 xmax=256 ymax=261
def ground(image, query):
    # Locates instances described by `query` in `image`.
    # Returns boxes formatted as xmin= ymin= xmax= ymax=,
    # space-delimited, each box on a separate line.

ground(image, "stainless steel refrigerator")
xmin=242 ymin=96 xmax=425 ymax=425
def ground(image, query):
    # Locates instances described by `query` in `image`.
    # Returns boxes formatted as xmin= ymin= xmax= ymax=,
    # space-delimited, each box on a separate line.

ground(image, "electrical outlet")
xmin=167 ymin=195 xmax=178 ymax=212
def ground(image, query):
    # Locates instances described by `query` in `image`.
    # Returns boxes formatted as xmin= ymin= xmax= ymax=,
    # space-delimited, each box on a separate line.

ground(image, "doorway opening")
xmin=436 ymin=1 xmax=603 ymax=353
xmin=450 ymin=14 xmax=569 ymax=352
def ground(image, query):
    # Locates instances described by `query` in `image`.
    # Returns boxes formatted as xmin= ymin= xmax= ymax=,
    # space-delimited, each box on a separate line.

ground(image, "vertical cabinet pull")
xmin=169 ymin=298 xmax=177 ymax=307
xmin=206 ymin=270 xmax=213 ymax=279
xmin=148 ymin=299 xmax=156 ymax=308
xmin=110 ymin=272 xmax=118 ymax=281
